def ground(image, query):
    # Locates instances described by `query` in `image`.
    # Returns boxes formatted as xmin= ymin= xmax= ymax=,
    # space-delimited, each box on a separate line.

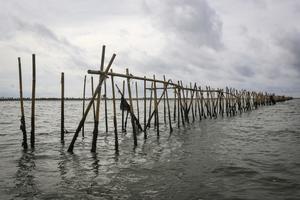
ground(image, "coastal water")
xmin=0 ymin=99 xmax=299 ymax=200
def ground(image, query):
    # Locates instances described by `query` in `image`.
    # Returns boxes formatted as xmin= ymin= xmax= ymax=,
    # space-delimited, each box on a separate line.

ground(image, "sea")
xmin=0 ymin=99 xmax=299 ymax=200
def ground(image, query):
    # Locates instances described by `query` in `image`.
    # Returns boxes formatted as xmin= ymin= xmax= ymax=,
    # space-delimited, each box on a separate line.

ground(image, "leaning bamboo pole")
xmin=68 ymin=53 xmax=116 ymax=153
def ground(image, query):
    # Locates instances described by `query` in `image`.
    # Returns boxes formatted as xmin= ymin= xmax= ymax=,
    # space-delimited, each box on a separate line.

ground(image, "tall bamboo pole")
xmin=163 ymin=81 xmax=166 ymax=124
xmin=104 ymin=79 xmax=108 ymax=132
xmin=148 ymin=82 xmax=153 ymax=128
xmin=31 ymin=54 xmax=36 ymax=149
xmin=153 ymin=75 xmax=159 ymax=136
xmin=82 ymin=75 xmax=86 ymax=138
xmin=91 ymin=76 xmax=96 ymax=122
xmin=111 ymin=69 xmax=119 ymax=153
xmin=91 ymin=45 xmax=106 ymax=153
xmin=143 ymin=77 xmax=147 ymax=139
xmin=61 ymin=72 xmax=64 ymax=144
xmin=18 ymin=57 xmax=28 ymax=149
xmin=126 ymin=68 xmax=137 ymax=146
xmin=164 ymin=76 xmax=173 ymax=132
xmin=135 ymin=81 xmax=140 ymax=123
xmin=173 ymin=87 xmax=177 ymax=121
xmin=122 ymin=80 xmax=125 ymax=132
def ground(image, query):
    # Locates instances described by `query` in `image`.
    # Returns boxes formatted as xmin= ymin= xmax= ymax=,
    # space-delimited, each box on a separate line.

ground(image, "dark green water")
xmin=0 ymin=100 xmax=299 ymax=199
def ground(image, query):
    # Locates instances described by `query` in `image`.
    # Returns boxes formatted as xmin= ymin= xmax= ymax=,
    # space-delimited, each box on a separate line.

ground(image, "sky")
xmin=0 ymin=0 xmax=300 ymax=98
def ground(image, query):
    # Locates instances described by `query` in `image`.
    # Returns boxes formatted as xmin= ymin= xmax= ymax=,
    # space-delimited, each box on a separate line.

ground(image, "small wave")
xmin=211 ymin=165 xmax=259 ymax=177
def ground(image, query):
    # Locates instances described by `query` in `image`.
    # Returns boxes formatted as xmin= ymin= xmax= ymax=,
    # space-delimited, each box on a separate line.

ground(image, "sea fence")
xmin=16 ymin=45 xmax=293 ymax=153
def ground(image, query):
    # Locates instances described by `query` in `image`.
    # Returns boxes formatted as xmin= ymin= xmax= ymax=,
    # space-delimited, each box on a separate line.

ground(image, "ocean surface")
xmin=0 ymin=99 xmax=299 ymax=200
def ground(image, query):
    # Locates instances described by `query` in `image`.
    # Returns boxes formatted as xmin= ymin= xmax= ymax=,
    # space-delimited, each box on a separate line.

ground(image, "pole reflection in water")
xmin=14 ymin=151 xmax=39 ymax=199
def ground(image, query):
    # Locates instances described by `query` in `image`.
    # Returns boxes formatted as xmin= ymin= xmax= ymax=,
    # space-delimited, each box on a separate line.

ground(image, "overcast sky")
xmin=1 ymin=0 xmax=300 ymax=98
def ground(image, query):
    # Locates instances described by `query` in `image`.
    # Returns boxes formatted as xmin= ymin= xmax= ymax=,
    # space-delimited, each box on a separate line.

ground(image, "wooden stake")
xmin=61 ymin=72 xmax=64 ymax=144
xmin=195 ymin=84 xmax=202 ymax=120
xmin=122 ymin=80 xmax=125 ymax=132
xmin=135 ymin=81 xmax=140 ymax=123
xmin=126 ymin=68 xmax=137 ymax=146
xmin=31 ymin=54 xmax=36 ymax=149
xmin=18 ymin=57 xmax=28 ymax=149
xmin=177 ymin=84 xmax=181 ymax=128
xmin=148 ymin=82 xmax=153 ymax=128
xmin=163 ymin=80 xmax=166 ymax=124
xmin=91 ymin=45 xmax=106 ymax=153
xmin=91 ymin=76 xmax=96 ymax=122
xmin=111 ymin=70 xmax=119 ymax=153
xmin=173 ymin=87 xmax=177 ymax=121
xmin=143 ymin=77 xmax=147 ymax=139
xmin=190 ymin=83 xmax=195 ymax=122
xmin=164 ymin=76 xmax=173 ymax=132
xmin=153 ymin=75 xmax=159 ymax=136
xmin=104 ymin=79 xmax=108 ymax=132
xmin=82 ymin=75 xmax=86 ymax=138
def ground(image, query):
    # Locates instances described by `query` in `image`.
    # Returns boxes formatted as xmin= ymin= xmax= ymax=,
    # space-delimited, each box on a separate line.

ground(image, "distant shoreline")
xmin=0 ymin=97 xmax=298 ymax=102
xmin=0 ymin=97 xmax=167 ymax=101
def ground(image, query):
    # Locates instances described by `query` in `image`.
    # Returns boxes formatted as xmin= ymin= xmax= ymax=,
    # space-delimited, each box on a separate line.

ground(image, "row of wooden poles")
xmin=17 ymin=46 xmax=292 ymax=152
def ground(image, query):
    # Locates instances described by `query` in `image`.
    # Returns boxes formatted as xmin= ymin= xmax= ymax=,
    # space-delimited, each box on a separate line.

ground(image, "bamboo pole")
xmin=193 ymin=84 xmax=197 ymax=119
xmin=18 ymin=57 xmax=28 ymax=149
xmin=180 ymin=81 xmax=189 ymax=123
xmin=163 ymin=81 xmax=166 ymax=124
xmin=135 ymin=81 xmax=140 ymax=123
xmin=195 ymin=84 xmax=202 ymax=121
xmin=143 ymin=77 xmax=147 ymax=139
xmin=122 ymin=80 xmax=125 ymax=132
xmin=148 ymin=82 xmax=153 ymax=128
xmin=153 ymin=75 xmax=159 ymax=136
xmin=190 ymin=83 xmax=195 ymax=122
xmin=31 ymin=54 xmax=36 ymax=149
xmin=110 ymin=70 xmax=119 ymax=153
xmin=89 ymin=70 xmax=222 ymax=93
xmin=82 ymin=75 xmax=86 ymax=138
xmin=61 ymin=72 xmax=64 ymax=144
xmin=177 ymin=83 xmax=181 ymax=128
xmin=173 ymin=87 xmax=177 ymax=121
xmin=104 ymin=79 xmax=108 ymax=132
xmin=164 ymin=75 xmax=173 ymax=132
xmin=179 ymin=85 xmax=185 ymax=126
xmin=91 ymin=45 xmax=106 ymax=153
xmin=126 ymin=68 xmax=137 ymax=146
xmin=200 ymin=86 xmax=206 ymax=119
xmin=91 ymin=76 xmax=96 ymax=122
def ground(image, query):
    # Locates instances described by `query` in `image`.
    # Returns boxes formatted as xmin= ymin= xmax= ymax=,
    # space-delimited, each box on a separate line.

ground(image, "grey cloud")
xmin=1 ymin=15 xmax=88 ymax=70
xmin=144 ymin=0 xmax=223 ymax=50
xmin=235 ymin=65 xmax=256 ymax=77
xmin=277 ymin=30 xmax=300 ymax=72
xmin=13 ymin=17 xmax=81 ymax=54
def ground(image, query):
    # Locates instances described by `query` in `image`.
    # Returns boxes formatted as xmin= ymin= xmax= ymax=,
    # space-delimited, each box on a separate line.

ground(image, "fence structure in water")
xmin=17 ymin=45 xmax=293 ymax=153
